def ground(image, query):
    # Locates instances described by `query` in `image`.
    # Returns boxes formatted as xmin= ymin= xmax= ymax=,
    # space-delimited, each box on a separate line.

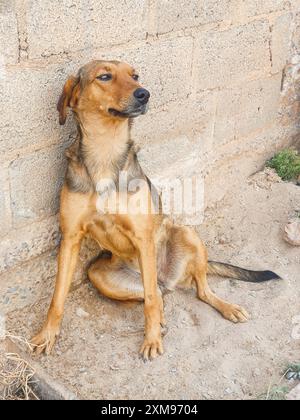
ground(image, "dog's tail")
xmin=207 ymin=261 xmax=281 ymax=283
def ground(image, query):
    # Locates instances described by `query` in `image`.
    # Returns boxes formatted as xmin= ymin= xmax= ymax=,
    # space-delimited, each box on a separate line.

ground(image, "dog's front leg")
xmin=137 ymin=239 xmax=163 ymax=360
xmin=31 ymin=233 xmax=82 ymax=354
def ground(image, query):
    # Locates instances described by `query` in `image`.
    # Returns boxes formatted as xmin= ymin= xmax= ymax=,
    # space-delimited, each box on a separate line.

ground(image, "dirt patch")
xmin=287 ymin=383 xmax=300 ymax=400
xmin=6 ymin=170 xmax=300 ymax=400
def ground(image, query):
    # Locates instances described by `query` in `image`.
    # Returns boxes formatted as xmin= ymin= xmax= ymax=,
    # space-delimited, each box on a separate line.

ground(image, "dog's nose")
xmin=134 ymin=88 xmax=150 ymax=105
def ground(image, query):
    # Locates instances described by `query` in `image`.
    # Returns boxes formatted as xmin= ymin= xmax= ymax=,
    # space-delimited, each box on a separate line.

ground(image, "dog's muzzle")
xmin=109 ymin=88 xmax=150 ymax=118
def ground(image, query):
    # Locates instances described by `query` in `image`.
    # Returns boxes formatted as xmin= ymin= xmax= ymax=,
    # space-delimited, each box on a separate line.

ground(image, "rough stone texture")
xmin=0 ymin=216 xmax=60 ymax=275
xmin=292 ymin=11 xmax=300 ymax=54
xmin=0 ymin=168 xmax=11 ymax=236
xmin=26 ymin=0 xmax=148 ymax=59
xmin=9 ymin=145 xmax=68 ymax=225
xmin=194 ymin=20 xmax=271 ymax=91
xmin=215 ymin=75 xmax=282 ymax=146
xmin=241 ymin=0 xmax=290 ymax=17
xmin=0 ymin=0 xmax=19 ymax=64
xmin=271 ymin=13 xmax=293 ymax=73
xmin=0 ymin=64 xmax=76 ymax=160
xmin=204 ymin=123 xmax=293 ymax=204
xmin=139 ymin=135 xmax=202 ymax=178
xmin=132 ymin=91 xmax=216 ymax=147
xmin=0 ymin=0 xmax=300 ymax=312
xmin=0 ymin=251 xmax=57 ymax=314
xmin=156 ymin=0 xmax=232 ymax=34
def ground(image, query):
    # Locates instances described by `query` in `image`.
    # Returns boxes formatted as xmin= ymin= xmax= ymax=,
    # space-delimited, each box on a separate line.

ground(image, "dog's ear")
xmin=57 ymin=76 xmax=80 ymax=125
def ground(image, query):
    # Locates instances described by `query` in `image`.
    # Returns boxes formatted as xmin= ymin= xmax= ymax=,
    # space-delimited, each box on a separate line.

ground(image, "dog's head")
xmin=57 ymin=60 xmax=150 ymax=125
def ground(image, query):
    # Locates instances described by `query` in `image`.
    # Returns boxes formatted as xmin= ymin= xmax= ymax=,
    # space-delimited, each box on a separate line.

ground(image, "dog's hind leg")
xmin=168 ymin=225 xmax=249 ymax=323
xmin=88 ymin=254 xmax=166 ymax=326
xmin=194 ymin=264 xmax=249 ymax=323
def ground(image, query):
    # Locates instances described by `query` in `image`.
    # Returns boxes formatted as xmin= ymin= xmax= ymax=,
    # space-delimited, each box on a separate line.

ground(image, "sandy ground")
xmin=7 ymin=169 xmax=300 ymax=400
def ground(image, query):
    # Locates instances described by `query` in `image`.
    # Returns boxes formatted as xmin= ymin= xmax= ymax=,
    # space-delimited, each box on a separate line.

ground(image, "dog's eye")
xmin=132 ymin=74 xmax=139 ymax=81
xmin=97 ymin=74 xmax=113 ymax=82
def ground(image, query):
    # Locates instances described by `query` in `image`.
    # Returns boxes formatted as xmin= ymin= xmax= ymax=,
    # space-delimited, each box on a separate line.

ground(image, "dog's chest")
xmin=87 ymin=213 xmax=136 ymax=258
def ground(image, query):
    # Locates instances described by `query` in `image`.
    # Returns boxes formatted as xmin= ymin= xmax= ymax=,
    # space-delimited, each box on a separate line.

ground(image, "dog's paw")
xmin=140 ymin=336 xmax=164 ymax=361
xmin=222 ymin=304 xmax=249 ymax=323
xmin=31 ymin=327 xmax=60 ymax=355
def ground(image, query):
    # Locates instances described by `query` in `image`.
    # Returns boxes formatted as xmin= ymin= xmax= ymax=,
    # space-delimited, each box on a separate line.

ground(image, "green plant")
xmin=265 ymin=386 xmax=290 ymax=400
xmin=258 ymin=362 xmax=300 ymax=400
xmin=267 ymin=149 xmax=300 ymax=181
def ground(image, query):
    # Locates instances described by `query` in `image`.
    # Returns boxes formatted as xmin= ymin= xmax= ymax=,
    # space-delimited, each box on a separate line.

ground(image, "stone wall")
xmin=0 ymin=0 xmax=300 ymax=312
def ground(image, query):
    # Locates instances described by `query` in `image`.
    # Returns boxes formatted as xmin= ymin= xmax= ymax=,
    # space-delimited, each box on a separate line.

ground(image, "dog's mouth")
xmin=109 ymin=103 xmax=149 ymax=119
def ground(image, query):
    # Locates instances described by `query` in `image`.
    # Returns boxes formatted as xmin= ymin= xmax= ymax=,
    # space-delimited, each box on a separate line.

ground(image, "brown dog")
xmin=31 ymin=60 xmax=280 ymax=360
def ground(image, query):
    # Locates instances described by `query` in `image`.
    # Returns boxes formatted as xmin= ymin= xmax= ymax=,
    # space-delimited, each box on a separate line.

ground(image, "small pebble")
xmin=286 ymin=372 xmax=294 ymax=381
xmin=7 ymin=287 xmax=18 ymax=294
xmin=286 ymin=371 xmax=298 ymax=381
xmin=218 ymin=236 xmax=228 ymax=245
xmin=76 ymin=307 xmax=90 ymax=318
xmin=110 ymin=365 xmax=120 ymax=371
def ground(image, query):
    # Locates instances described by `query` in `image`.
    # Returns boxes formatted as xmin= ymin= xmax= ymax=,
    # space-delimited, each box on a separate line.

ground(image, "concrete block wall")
xmin=0 ymin=0 xmax=300 ymax=312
